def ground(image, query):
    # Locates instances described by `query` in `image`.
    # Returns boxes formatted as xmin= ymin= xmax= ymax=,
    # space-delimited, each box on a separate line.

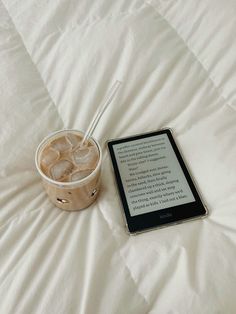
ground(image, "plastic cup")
xmin=35 ymin=129 xmax=102 ymax=211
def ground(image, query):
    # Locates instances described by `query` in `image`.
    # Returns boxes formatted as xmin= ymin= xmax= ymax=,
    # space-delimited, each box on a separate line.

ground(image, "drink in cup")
xmin=35 ymin=80 xmax=121 ymax=211
xmin=35 ymin=129 xmax=102 ymax=211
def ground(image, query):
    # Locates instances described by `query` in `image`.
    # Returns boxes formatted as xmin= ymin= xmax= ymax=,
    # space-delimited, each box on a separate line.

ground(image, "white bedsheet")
xmin=0 ymin=0 xmax=236 ymax=313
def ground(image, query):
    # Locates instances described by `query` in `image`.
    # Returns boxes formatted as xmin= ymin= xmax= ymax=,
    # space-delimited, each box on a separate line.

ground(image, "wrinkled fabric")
xmin=0 ymin=0 xmax=236 ymax=313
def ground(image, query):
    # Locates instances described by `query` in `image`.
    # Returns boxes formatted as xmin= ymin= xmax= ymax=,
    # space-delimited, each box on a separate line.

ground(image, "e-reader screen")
xmin=112 ymin=133 xmax=195 ymax=216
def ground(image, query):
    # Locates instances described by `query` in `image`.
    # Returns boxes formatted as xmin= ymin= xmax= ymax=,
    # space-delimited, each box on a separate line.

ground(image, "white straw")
xmin=81 ymin=80 xmax=122 ymax=146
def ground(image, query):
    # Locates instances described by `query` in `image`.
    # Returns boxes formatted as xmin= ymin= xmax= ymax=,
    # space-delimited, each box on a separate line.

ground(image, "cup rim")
xmin=35 ymin=129 xmax=102 ymax=187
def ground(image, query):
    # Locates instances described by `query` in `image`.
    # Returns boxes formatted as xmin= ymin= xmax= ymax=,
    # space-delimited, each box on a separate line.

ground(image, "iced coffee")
xmin=35 ymin=130 xmax=102 ymax=211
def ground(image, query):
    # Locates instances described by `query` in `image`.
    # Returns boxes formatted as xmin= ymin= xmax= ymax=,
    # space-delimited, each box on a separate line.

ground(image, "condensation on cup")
xmin=35 ymin=129 xmax=102 ymax=211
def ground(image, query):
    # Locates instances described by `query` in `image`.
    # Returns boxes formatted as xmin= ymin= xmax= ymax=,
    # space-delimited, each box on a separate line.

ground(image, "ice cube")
xmin=70 ymin=169 xmax=93 ymax=181
xmin=66 ymin=133 xmax=82 ymax=148
xmin=73 ymin=147 xmax=89 ymax=160
xmin=41 ymin=147 xmax=59 ymax=167
xmin=50 ymin=159 xmax=74 ymax=181
xmin=50 ymin=136 xmax=72 ymax=152
xmin=72 ymin=146 xmax=99 ymax=168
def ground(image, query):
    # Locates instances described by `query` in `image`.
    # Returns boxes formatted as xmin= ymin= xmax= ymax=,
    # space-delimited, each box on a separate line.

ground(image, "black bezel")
xmin=107 ymin=129 xmax=207 ymax=233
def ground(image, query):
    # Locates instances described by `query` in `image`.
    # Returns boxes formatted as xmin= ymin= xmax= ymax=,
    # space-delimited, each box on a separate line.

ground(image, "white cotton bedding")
xmin=0 ymin=0 xmax=236 ymax=313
